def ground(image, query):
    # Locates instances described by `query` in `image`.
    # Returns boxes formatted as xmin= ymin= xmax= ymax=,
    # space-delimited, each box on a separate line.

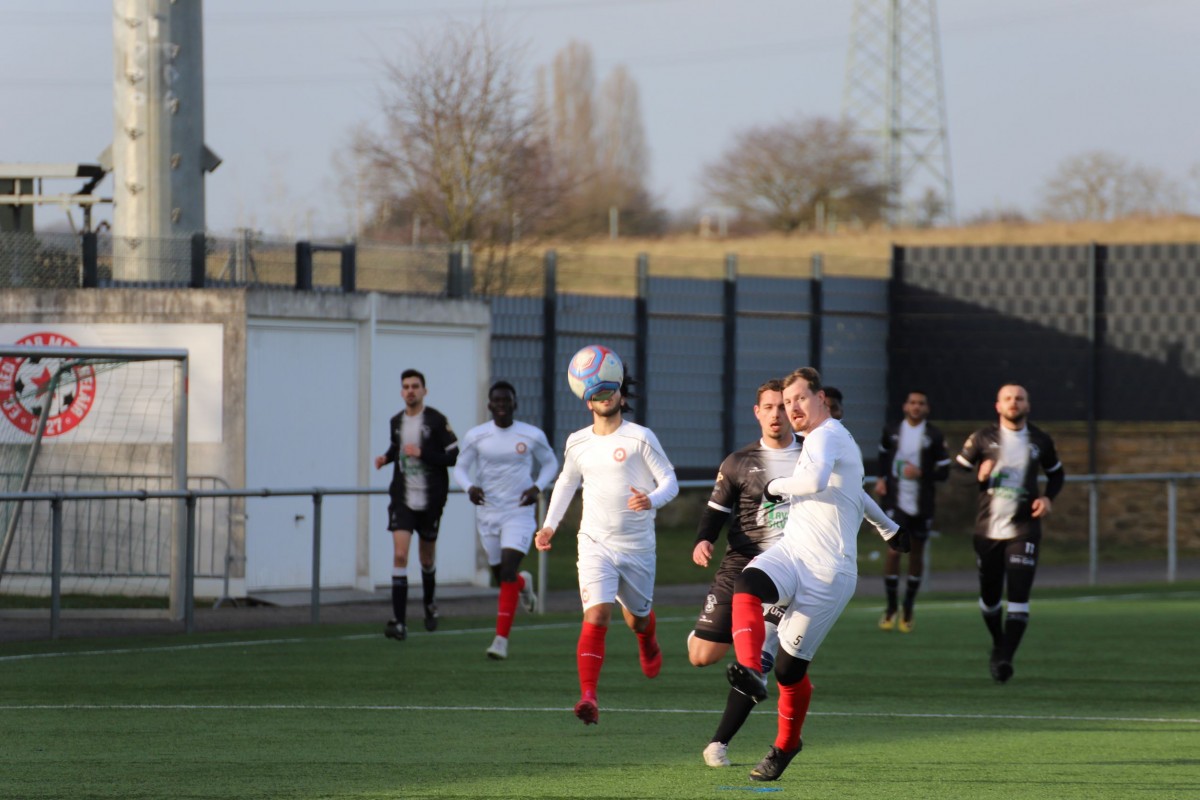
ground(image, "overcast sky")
xmin=4 ymin=0 xmax=1198 ymax=237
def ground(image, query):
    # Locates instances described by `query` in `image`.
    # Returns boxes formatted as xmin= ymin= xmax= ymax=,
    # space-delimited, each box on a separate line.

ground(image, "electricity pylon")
xmin=843 ymin=0 xmax=955 ymax=226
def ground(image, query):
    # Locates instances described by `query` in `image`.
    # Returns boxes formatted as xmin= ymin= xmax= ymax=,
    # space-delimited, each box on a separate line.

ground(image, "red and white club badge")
xmin=0 ymin=332 xmax=97 ymax=437
xmin=612 ymin=447 xmax=627 ymax=462
xmin=516 ymin=442 xmax=527 ymax=454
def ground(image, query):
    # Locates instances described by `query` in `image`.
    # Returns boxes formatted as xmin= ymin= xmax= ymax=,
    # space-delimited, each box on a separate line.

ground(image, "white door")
xmin=246 ymin=322 xmax=359 ymax=591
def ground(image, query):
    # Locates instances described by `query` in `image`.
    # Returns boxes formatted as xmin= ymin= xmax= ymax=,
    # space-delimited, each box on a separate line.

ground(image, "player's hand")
xmin=1031 ymin=496 xmax=1053 ymax=518
xmin=763 ymin=479 xmax=786 ymax=505
xmin=977 ymin=459 xmax=995 ymax=484
xmin=887 ymin=527 xmax=912 ymax=553
xmin=518 ymin=486 xmax=540 ymax=507
xmin=901 ymin=462 xmax=921 ymax=479
xmin=374 ymin=455 xmax=387 ymax=470
xmin=534 ymin=526 xmax=555 ymax=551
xmin=467 ymin=486 xmax=485 ymax=505
xmin=693 ymin=540 xmax=714 ymax=567
xmin=628 ymin=486 xmax=651 ymax=511
xmin=874 ymin=477 xmax=887 ymax=496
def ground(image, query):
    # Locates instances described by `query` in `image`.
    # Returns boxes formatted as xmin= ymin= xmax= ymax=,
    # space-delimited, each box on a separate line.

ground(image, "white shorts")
xmin=748 ymin=541 xmax=857 ymax=662
xmin=477 ymin=508 xmax=537 ymax=565
xmin=576 ymin=533 xmax=655 ymax=616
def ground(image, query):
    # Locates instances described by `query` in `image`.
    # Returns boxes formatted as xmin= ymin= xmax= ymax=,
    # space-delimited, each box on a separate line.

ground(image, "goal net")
xmin=0 ymin=342 xmax=189 ymax=616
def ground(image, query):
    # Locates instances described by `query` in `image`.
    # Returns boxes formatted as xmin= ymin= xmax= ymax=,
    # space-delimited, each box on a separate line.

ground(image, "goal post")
xmin=0 ymin=344 xmax=189 ymax=619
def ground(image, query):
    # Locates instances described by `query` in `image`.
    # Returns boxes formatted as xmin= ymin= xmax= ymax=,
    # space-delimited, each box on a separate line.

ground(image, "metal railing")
xmin=1 ymin=471 xmax=1195 ymax=638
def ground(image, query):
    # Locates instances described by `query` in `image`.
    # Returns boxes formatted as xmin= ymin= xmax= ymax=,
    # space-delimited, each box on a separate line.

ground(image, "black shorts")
xmin=691 ymin=550 xmax=792 ymax=644
xmin=974 ymin=532 xmax=1040 ymax=606
xmin=886 ymin=509 xmax=933 ymax=540
xmin=387 ymin=504 xmax=442 ymax=542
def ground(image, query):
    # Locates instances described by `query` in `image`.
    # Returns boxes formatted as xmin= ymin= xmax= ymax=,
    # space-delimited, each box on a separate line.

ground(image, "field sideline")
xmin=2 ymin=588 xmax=1197 ymax=799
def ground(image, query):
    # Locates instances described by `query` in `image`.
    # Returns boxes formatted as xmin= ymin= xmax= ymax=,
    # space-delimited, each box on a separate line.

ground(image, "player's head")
xmin=823 ymin=385 xmax=844 ymax=420
xmin=782 ymin=366 xmax=828 ymax=435
xmin=400 ymin=369 xmax=427 ymax=409
xmin=488 ymin=381 xmax=517 ymax=427
xmin=995 ymin=383 xmax=1030 ymax=429
xmin=587 ymin=366 xmax=635 ymax=419
xmin=754 ymin=379 xmax=788 ymax=443
xmin=903 ymin=390 xmax=930 ymax=424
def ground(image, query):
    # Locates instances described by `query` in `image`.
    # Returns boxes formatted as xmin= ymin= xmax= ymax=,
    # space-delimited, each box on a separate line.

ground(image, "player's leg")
xmin=975 ymin=535 xmax=1008 ymax=679
xmin=996 ymin=534 xmax=1039 ymax=681
xmin=690 ymin=555 xmax=743 ymax=667
xmin=750 ymin=568 xmax=854 ymax=782
xmin=728 ymin=545 xmax=791 ymax=683
xmin=574 ymin=537 xmax=618 ymax=724
xmin=614 ymin=548 xmax=661 ymax=678
xmin=416 ymin=511 xmax=441 ymax=631
xmin=385 ymin=501 xmax=415 ymax=640
xmin=880 ymin=547 xmax=901 ymax=630
xmin=899 ymin=516 xmax=931 ymax=632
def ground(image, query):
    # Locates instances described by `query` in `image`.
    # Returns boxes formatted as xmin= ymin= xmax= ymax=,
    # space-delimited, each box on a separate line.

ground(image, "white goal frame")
xmin=0 ymin=345 xmax=189 ymax=618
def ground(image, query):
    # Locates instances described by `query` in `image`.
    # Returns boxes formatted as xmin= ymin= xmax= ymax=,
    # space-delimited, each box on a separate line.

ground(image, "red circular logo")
xmin=613 ymin=447 xmax=627 ymax=462
xmin=516 ymin=442 xmax=527 ymax=454
xmin=0 ymin=332 xmax=97 ymax=437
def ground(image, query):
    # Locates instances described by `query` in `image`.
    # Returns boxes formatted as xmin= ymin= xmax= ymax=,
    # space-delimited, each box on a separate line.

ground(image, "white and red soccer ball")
xmin=567 ymin=344 xmax=624 ymax=401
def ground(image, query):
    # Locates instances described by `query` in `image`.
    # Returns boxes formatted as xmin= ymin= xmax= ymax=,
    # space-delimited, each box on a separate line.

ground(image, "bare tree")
xmin=1039 ymin=151 xmax=1185 ymax=221
xmin=537 ymin=43 xmax=662 ymax=236
xmin=352 ymin=19 xmax=564 ymax=290
xmin=701 ymin=116 xmax=885 ymax=233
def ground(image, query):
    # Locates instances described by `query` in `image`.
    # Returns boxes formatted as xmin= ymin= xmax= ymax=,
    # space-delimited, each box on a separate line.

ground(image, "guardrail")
xmin=1 ymin=471 xmax=1196 ymax=638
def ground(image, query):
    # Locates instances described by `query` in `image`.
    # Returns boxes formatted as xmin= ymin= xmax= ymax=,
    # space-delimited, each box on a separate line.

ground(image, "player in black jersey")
xmin=690 ymin=380 xmax=799 ymax=768
xmin=956 ymin=383 xmax=1064 ymax=683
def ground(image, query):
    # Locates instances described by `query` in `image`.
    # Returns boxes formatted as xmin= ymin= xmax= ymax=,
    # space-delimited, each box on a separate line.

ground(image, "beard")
xmin=593 ymin=403 xmax=622 ymax=418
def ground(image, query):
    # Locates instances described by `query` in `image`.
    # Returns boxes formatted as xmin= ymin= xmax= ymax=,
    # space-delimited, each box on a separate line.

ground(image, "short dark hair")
xmin=401 ymin=368 xmax=426 ymax=387
xmin=489 ymin=380 xmax=517 ymax=400
xmin=782 ymin=367 xmax=822 ymax=393
xmin=824 ymin=385 xmax=844 ymax=420
xmin=905 ymin=389 xmax=929 ymax=403
xmin=756 ymin=379 xmax=783 ymax=404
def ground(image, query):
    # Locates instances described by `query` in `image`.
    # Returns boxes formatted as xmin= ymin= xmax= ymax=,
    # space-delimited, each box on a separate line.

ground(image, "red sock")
xmin=636 ymin=610 xmax=659 ymax=657
xmin=774 ymin=674 xmax=813 ymax=752
xmin=577 ymin=621 xmax=608 ymax=697
xmin=496 ymin=580 xmax=520 ymax=637
xmin=731 ymin=592 xmax=766 ymax=671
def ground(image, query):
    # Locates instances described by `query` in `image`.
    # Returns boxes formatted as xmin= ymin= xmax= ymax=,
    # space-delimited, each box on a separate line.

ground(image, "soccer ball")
xmin=567 ymin=344 xmax=624 ymax=401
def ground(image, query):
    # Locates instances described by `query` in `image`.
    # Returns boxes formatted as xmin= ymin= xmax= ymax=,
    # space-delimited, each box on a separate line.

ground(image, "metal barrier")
xmin=2 ymin=471 xmax=1196 ymax=638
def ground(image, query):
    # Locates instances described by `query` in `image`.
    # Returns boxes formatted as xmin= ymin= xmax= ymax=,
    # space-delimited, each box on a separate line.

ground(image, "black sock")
xmin=1003 ymin=612 xmax=1029 ymax=661
xmin=391 ymin=575 xmax=408 ymax=624
xmin=982 ymin=606 xmax=1004 ymax=648
xmin=884 ymin=576 xmax=899 ymax=614
xmin=903 ymin=576 xmax=922 ymax=614
xmin=712 ymin=686 xmax=758 ymax=745
xmin=422 ymin=567 xmax=437 ymax=608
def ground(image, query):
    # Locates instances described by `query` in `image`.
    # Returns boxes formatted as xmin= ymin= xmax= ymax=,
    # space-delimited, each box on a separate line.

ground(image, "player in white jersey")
xmin=725 ymin=367 xmax=909 ymax=782
xmin=535 ymin=370 xmax=678 ymax=726
xmin=453 ymin=381 xmax=559 ymax=661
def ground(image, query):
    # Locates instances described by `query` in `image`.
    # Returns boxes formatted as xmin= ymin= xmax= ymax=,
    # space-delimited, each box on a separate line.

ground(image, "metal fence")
xmin=2 ymin=471 xmax=1193 ymax=638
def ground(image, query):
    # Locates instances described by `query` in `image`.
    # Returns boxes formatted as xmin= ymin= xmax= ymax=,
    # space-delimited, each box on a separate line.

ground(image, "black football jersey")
xmin=704 ymin=438 xmax=802 ymax=556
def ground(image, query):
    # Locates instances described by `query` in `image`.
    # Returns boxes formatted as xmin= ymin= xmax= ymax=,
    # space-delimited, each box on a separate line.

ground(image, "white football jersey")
xmin=544 ymin=420 xmax=678 ymax=552
xmin=453 ymin=420 xmax=559 ymax=521
xmin=770 ymin=417 xmax=867 ymax=576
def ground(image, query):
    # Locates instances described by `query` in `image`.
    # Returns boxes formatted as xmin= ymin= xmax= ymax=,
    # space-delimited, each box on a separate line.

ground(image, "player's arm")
xmin=1033 ymin=435 xmax=1065 ymax=518
xmin=766 ymin=431 xmax=834 ymax=499
xmin=640 ymin=431 xmax=679 ymax=509
xmin=876 ymin=427 xmax=894 ymax=494
xmin=861 ymin=489 xmax=900 ymax=539
xmin=452 ymin=438 xmax=482 ymax=505
xmin=522 ymin=431 xmax=560 ymax=506
xmin=536 ymin=451 xmax=581 ymax=549
xmin=930 ymin=429 xmax=952 ymax=483
xmin=375 ymin=418 xmax=400 ymax=469
xmin=420 ymin=419 xmax=459 ymax=468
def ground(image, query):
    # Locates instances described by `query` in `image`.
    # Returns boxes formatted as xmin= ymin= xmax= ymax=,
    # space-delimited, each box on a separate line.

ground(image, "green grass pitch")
xmin=1 ymin=585 xmax=1197 ymax=799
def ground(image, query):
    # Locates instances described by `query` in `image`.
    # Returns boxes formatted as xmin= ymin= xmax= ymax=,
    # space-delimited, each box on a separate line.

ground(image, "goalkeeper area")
xmin=0 ymin=586 xmax=1196 ymax=799
xmin=0 ymin=343 xmax=191 ymax=611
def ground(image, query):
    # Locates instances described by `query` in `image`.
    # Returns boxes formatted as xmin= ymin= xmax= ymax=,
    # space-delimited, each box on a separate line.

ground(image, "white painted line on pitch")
xmin=0 ymin=703 xmax=1195 ymax=726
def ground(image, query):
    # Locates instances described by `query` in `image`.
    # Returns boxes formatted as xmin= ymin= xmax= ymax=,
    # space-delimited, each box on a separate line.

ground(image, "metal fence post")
xmin=81 ymin=231 xmax=99 ymax=288
xmin=1167 ymin=479 xmax=1178 ymax=583
xmin=311 ymin=492 xmax=323 ymax=624
xmin=190 ymin=232 xmax=207 ymax=289
xmin=635 ymin=253 xmax=649 ymax=423
xmin=542 ymin=250 xmax=558 ymax=446
xmin=50 ymin=496 xmax=63 ymax=640
xmin=810 ymin=252 xmax=824 ymax=371
xmin=185 ymin=494 xmax=197 ymax=633
xmin=340 ymin=243 xmax=356 ymax=293
xmin=722 ymin=253 xmax=738 ymax=456
xmin=1088 ymin=480 xmax=1099 ymax=585
xmin=295 ymin=241 xmax=313 ymax=291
